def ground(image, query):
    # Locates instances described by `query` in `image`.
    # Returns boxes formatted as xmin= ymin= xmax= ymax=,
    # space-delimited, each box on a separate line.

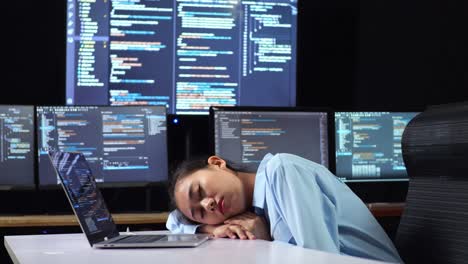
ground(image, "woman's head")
xmin=169 ymin=156 xmax=254 ymax=225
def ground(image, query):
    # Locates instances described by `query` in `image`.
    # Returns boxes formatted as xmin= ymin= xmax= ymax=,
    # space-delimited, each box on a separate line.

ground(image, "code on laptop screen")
xmin=49 ymin=151 xmax=119 ymax=241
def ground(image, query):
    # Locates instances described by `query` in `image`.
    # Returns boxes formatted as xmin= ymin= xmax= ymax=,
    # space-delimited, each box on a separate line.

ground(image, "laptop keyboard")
xmin=110 ymin=235 xmax=165 ymax=244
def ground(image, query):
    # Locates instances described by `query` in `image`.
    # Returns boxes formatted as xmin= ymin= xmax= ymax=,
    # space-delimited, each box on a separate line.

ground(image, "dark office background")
xmin=2 ymin=0 xmax=465 ymax=140
xmin=0 ymin=0 xmax=466 ymax=193
xmin=2 ymin=0 xmax=466 ymax=109
xmin=0 ymin=0 xmax=466 ymax=255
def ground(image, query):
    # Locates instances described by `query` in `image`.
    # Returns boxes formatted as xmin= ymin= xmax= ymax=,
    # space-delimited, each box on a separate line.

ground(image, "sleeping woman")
xmin=166 ymin=153 xmax=402 ymax=263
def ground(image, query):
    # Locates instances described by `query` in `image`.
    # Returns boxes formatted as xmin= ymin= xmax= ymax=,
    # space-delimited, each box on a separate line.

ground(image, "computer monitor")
xmin=210 ymin=107 xmax=331 ymax=171
xmin=334 ymin=111 xmax=420 ymax=182
xmin=37 ymin=106 xmax=168 ymax=187
xmin=65 ymin=0 xmax=298 ymax=114
xmin=0 ymin=105 xmax=35 ymax=189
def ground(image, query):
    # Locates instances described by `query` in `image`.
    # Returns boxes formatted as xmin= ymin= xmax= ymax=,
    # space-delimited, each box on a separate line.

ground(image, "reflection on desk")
xmin=4 ymin=232 xmax=389 ymax=264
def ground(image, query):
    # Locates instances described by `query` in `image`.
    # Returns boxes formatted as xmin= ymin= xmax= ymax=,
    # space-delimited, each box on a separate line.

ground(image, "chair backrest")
xmin=396 ymin=102 xmax=468 ymax=264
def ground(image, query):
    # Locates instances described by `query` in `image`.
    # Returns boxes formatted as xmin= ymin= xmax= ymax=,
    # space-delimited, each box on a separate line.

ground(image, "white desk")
xmin=4 ymin=232 xmax=387 ymax=264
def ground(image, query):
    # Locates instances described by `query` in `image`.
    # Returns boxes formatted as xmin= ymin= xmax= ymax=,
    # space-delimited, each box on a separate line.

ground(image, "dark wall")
xmin=2 ymin=1 xmax=65 ymax=106
xmin=297 ymin=0 xmax=468 ymax=110
xmin=297 ymin=0 xmax=358 ymax=109
xmin=355 ymin=0 xmax=468 ymax=109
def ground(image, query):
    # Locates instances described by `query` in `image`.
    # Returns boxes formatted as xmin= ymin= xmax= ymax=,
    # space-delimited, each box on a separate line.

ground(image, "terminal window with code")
xmin=213 ymin=110 xmax=329 ymax=171
xmin=36 ymin=106 xmax=168 ymax=186
xmin=66 ymin=0 xmax=298 ymax=114
xmin=335 ymin=112 xmax=419 ymax=182
xmin=0 ymin=106 xmax=35 ymax=188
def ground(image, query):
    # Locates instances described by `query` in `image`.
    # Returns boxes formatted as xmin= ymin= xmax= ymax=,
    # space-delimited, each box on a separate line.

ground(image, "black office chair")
xmin=396 ymin=102 xmax=468 ymax=264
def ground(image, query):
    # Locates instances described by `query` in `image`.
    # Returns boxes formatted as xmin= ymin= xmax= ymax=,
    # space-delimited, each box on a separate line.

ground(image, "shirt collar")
xmin=252 ymin=153 xmax=274 ymax=211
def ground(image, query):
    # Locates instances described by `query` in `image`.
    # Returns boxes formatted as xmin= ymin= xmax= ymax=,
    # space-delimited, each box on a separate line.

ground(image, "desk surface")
xmin=0 ymin=203 xmax=404 ymax=228
xmin=4 ymin=232 xmax=387 ymax=264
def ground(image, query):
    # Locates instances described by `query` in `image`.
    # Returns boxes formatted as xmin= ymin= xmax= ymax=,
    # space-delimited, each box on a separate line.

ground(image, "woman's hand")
xmin=198 ymin=224 xmax=256 ymax=240
xmin=224 ymin=212 xmax=272 ymax=241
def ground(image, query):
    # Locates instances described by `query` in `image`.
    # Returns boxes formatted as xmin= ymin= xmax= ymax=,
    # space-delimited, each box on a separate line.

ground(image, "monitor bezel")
xmin=0 ymin=104 xmax=36 ymax=190
xmin=35 ymin=105 xmax=169 ymax=189
xmin=209 ymin=106 xmax=335 ymax=173
xmin=333 ymin=110 xmax=422 ymax=183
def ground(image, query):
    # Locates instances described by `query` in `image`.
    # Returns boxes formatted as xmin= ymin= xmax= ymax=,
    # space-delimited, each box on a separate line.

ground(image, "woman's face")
xmin=174 ymin=157 xmax=248 ymax=225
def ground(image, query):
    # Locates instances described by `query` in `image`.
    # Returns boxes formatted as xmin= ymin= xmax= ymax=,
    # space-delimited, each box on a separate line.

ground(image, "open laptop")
xmin=48 ymin=150 xmax=209 ymax=248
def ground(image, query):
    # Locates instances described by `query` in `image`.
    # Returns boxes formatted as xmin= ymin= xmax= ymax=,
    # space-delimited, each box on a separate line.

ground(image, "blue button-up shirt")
xmin=167 ymin=153 xmax=402 ymax=263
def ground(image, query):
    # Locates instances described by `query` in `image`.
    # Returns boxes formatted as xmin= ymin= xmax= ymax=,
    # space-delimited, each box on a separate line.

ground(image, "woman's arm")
xmin=224 ymin=212 xmax=271 ymax=240
xmin=199 ymin=224 xmax=255 ymax=239
xmin=166 ymin=209 xmax=200 ymax=234
xmin=167 ymin=209 xmax=255 ymax=239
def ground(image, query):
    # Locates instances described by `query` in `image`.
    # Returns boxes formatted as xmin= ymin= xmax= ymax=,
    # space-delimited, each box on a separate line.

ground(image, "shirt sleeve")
xmin=266 ymin=154 xmax=341 ymax=253
xmin=166 ymin=209 xmax=200 ymax=234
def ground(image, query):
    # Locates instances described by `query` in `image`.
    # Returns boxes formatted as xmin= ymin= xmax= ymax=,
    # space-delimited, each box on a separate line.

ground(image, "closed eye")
xmin=198 ymin=184 xmax=204 ymax=219
xmin=200 ymin=208 xmax=204 ymax=219
xmin=198 ymin=184 xmax=203 ymax=200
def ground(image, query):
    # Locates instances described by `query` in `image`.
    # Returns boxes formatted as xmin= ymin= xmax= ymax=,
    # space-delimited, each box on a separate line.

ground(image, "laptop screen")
xmin=49 ymin=151 xmax=119 ymax=245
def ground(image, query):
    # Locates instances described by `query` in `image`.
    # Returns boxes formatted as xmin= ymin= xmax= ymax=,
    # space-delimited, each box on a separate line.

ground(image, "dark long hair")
xmin=168 ymin=156 xmax=253 ymax=211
